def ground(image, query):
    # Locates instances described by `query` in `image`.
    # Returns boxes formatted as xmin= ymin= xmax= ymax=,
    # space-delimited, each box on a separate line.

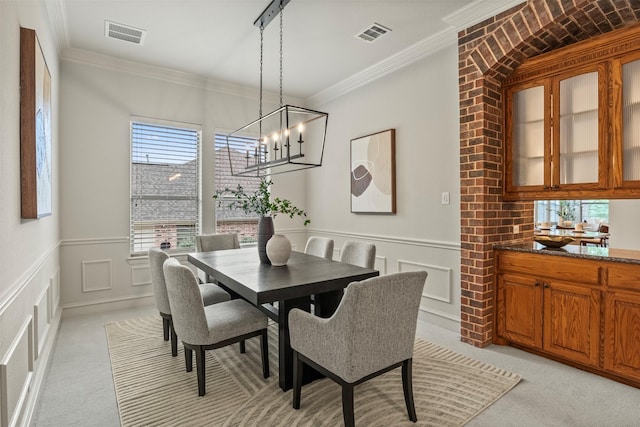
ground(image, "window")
xmin=534 ymin=200 xmax=609 ymax=226
xmin=130 ymin=118 xmax=201 ymax=255
xmin=214 ymin=133 xmax=261 ymax=243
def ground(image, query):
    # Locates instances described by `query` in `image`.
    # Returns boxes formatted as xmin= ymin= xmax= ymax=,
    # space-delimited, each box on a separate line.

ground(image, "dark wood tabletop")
xmin=187 ymin=247 xmax=379 ymax=391
xmin=188 ymin=247 xmax=378 ymax=305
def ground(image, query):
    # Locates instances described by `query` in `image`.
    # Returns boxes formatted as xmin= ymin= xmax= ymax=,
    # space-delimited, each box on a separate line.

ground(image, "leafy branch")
xmin=214 ymin=179 xmax=310 ymax=225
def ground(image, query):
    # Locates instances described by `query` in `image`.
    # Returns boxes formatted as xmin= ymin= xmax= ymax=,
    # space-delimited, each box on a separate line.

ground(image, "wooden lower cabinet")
xmin=604 ymin=291 xmax=640 ymax=382
xmin=495 ymin=249 xmax=640 ymax=387
xmin=542 ymin=281 xmax=601 ymax=366
xmin=497 ymin=271 xmax=600 ymax=367
xmin=497 ymin=273 xmax=542 ymax=348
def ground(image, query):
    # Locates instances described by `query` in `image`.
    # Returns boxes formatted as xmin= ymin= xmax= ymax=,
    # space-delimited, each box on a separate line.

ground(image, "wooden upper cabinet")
xmin=612 ymin=50 xmax=640 ymax=190
xmin=503 ymin=24 xmax=640 ymax=200
xmin=505 ymin=80 xmax=550 ymax=192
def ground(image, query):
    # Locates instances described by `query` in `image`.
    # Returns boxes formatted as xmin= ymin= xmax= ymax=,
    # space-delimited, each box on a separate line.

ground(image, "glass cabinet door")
xmin=507 ymin=83 xmax=548 ymax=189
xmin=622 ymin=57 xmax=640 ymax=184
xmin=556 ymin=71 xmax=600 ymax=186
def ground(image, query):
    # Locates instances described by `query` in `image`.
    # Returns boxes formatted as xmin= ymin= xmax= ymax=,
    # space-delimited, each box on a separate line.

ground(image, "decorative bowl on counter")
xmin=534 ymin=235 xmax=574 ymax=248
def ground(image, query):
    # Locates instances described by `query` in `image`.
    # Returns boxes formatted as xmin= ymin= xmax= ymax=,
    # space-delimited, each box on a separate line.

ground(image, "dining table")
xmin=187 ymin=247 xmax=379 ymax=391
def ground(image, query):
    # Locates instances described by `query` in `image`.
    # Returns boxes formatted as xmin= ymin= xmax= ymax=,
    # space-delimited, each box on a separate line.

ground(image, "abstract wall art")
xmin=350 ymin=129 xmax=396 ymax=213
xmin=20 ymin=27 xmax=52 ymax=219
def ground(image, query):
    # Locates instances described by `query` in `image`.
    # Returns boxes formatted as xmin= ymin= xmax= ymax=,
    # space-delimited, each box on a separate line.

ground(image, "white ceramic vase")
xmin=266 ymin=234 xmax=291 ymax=266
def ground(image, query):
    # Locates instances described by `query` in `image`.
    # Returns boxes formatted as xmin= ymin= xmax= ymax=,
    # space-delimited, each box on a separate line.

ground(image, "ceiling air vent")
xmin=356 ymin=23 xmax=391 ymax=43
xmin=104 ymin=20 xmax=146 ymax=45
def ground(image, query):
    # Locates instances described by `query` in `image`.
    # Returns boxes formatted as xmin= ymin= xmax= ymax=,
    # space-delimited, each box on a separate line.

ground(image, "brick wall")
xmin=458 ymin=0 xmax=640 ymax=347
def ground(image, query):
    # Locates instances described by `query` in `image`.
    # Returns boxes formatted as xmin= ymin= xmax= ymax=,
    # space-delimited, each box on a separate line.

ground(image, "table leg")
xmin=314 ymin=290 xmax=343 ymax=318
xmin=278 ymin=296 xmax=311 ymax=391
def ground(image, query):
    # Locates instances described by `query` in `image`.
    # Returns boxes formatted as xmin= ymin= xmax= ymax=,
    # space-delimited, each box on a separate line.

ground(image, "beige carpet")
xmin=105 ymin=315 xmax=521 ymax=426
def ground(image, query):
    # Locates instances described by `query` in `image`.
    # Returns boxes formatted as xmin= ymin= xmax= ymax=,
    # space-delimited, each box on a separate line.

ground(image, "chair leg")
xmin=342 ymin=384 xmax=355 ymax=427
xmin=261 ymin=329 xmax=270 ymax=379
xmin=185 ymin=346 xmax=193 ymax=372
xmin=239 ymin=340 xmax=246 ymax=354
xmin=196 ymin=346 xmax=206 ymax=396
xmin=402 ymin=359 xmax=417 ymax=422
xmin=170 ymin=321 xmax=178 ymax=357
xmin=162 ymin=317 xmax=170 ymax=341
xmin=292 ymin=351 xmax=303 ymax=409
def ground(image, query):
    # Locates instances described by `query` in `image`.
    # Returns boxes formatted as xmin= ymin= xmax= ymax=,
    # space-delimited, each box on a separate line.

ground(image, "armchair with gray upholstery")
xmin=339 ymin=241 xmax=376 ymax=269
xmin=195 ymin=233 xmax=241 ymax=282
xmin=163 ymin=258 xmax=270 ymax=396
xmin=289 ymin=270 xmax=428 ymax=426
xmin=148 ymin=247 xmax=230 ymax=357
xmin=304 ymin=236 xmax=334 ymax=259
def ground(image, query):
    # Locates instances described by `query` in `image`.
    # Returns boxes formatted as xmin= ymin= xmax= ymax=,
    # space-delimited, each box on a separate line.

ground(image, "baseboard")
xmin=418 ymin=307 xmax=460 ymax=333
xmin=62 ymin=295 xmax=155 ymax=318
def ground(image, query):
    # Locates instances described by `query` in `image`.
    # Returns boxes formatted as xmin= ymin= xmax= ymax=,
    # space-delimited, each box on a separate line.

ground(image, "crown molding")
xmin=61 ymin=48 xmax=209 ymax=88
xmin=307 ymin=27 xmax=457 ymax=107
xmin=442 ymin=0 xmax=526 ymax=31
xmin=44 ymin=0 xmax=70 ymax=54
xmin=60 ymin=48 xmax=299 ymax=104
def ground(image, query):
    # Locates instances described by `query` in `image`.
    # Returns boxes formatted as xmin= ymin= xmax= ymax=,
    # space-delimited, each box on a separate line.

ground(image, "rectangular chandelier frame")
xmin=226 ymin=104 xmax=328 ymax=177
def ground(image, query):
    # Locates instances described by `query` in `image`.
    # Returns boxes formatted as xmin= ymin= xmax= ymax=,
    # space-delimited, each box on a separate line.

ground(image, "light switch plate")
xmin=441 ymin=192 xmax=450 ymax=205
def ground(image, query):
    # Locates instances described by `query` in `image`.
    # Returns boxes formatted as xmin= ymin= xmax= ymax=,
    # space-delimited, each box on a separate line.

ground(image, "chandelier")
xmin=225 ymin=0 xmax=329 ymax=177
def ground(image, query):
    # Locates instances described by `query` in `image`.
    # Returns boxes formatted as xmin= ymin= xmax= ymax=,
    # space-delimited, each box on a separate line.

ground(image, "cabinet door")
xmin=496 ymin=273 xmax=542 ymax=347
xmin=612 ymin=50 xmax=640 ymax=189
xmin=504 ymin=81 xmax=550 ymax=193
xmin=604 ymin=291 xmax=640 ymax=382
xmin=542 ymin=281 xmax=601 ymax=366
xmin=552 ymin=64 xmax=608 ymax=190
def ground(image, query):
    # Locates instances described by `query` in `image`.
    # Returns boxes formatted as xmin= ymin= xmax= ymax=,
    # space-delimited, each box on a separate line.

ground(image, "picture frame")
xmin=350 ymin=128 xmax=396 ymax=214
xmin=20 ymin=27 xmax=52 ymax=219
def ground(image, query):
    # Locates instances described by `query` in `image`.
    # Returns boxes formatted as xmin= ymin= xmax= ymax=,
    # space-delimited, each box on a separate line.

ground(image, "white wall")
xmin=609 ymin=200 xmax=640 ymax=249
xmin=0 ymin=2 xmax=61 ymax=426
xmin=303 ymin=44 xmax=462 ymax=329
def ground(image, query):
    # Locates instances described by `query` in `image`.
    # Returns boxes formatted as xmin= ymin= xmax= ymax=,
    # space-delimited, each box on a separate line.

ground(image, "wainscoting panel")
xmin=398 ymin=260 xmax=452 ymax=303
xmin=81 ymin=260 xmax=113 ymax=292
xmin=0 ymin=317 xmax=33 ymax=427
xmin=50 ymin=268 xmax=60 ymax=315
xmin=33 ymin=287 xmax=50 ymax=360
xmin=131 ymin=265 xmax=151 ymax=287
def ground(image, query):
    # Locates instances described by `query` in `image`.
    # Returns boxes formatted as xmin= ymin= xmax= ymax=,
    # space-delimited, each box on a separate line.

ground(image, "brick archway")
xmin=457 ymin=0 xmax=640 ymax=347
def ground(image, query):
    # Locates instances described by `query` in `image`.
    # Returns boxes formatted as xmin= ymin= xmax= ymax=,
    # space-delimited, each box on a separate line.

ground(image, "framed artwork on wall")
xmin=20 ymin=27 xmax=52 ymax=219
xmin=350 ymin=128 xmax=396 ymax=214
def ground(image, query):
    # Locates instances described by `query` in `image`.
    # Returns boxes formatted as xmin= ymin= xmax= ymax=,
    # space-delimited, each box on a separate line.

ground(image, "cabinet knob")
xmin=543 ymin=283 xmax=550 ymax=288
xmin=543 ymin=185 xmax=550 ymax=190
xmin=552 ymin=185 xmax=559 ymax=190
xmin=534 ymin=280 xmax=541 ymax=287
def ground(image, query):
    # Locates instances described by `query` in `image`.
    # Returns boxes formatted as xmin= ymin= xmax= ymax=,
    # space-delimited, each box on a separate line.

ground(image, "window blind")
xmin=131 ymin=120 xmax=200 ymax=254
xmin=214 ymin=133 xmax=261 ymax=242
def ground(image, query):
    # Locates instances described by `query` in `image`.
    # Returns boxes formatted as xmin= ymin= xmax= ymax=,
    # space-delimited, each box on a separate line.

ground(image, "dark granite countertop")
xmin=494 ymin=240 xmax=640 ymax=265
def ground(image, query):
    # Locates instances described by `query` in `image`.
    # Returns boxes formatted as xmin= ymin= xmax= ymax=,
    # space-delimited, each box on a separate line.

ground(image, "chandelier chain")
xmin=279 ymin=2 xmax=283 ymax=108
xmin=259 ymin=25 xmax=264 ymax=119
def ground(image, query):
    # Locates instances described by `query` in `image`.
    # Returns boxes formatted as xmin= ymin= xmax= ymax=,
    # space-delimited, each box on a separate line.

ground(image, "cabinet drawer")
xmin=497 ymin=251 xmax=600 ymax=286
xmin=607 ymin=263 xmax=640 ymax=291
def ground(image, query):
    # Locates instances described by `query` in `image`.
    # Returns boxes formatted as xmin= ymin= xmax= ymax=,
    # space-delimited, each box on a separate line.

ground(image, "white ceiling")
xmin=52 ymin=0 xmax=523 ymax=100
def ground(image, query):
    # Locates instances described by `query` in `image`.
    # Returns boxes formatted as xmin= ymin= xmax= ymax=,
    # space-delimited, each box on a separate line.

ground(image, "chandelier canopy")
xmin=225 ymin=0 xmax=328 ymax=177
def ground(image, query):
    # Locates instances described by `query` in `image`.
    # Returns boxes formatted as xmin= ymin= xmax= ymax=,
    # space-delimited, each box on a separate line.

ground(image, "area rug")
xmin=105 ymin=316 xmax=521 ymax=426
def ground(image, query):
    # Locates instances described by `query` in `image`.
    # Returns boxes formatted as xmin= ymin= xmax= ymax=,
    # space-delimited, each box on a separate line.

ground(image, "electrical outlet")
xmin=441 ymin=192 xmax=450 ymax=205
xmin=513 ymin=225 xmax=520 ymax=234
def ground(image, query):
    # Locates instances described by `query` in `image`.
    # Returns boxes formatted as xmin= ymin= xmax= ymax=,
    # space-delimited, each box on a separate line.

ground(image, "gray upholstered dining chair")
xmin=289 ymin=270 xmax=428 ymax=427
xmin=304 ymin=236 xmax=334 ymax=259
xmin=339 ymin=241 xmax=376 ymax=269
xmin=148 ymin=247 xmax=231 ymax=357
xmin=195 ymin=233 xmax=240 ymax=282
xmin=163 ymin=258 xmax=270 ymax=396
